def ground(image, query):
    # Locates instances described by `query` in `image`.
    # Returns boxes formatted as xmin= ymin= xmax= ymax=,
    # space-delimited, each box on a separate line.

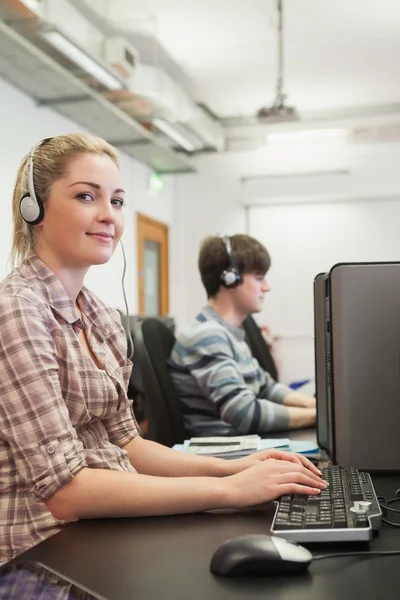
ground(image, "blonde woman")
xmin=0 ymin=133 xmax=326 ymax=562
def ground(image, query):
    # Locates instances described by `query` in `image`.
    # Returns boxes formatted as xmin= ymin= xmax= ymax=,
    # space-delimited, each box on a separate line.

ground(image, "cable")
xmin=276 ymin=0 xmax=284 ymax=103
xmin=378 ymin=493 xmax=400 ymax=528
xmin=120 ymin=240 xmax=134 ymax=360
xmin=314 ymin=550 xmax=400 ymax=561
xmin=382 ymin=518 xmax=400 ymax=528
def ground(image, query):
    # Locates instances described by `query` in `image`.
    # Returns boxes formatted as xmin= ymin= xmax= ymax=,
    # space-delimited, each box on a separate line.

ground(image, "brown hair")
xmin=11 ymin=132 xmax=119 ymax=267
xmin=198 ymin=234 xmax=271 ymax=298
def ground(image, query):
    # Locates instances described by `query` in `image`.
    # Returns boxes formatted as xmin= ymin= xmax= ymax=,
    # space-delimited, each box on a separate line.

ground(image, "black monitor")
xmin=314 ymin=262 xmax=400 ymax=471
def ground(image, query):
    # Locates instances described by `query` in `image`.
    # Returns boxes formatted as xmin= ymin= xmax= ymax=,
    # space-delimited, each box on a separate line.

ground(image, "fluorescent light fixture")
xmin=153 ymin=118 xmax=196 ymax=152
xmin=21 ymin=0 xmax=42 ymax=12
xmin=266 ymin=128 xmax=347 ymax=144
xmin=40 ymin=29 xmax=124 ymax=91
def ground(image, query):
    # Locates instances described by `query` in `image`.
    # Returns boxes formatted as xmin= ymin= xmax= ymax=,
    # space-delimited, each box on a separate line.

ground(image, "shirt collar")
xmin=18 ymin=255 xmax=110 ymax=335
xmin=200 ymin=304 xmax=246 ymax=341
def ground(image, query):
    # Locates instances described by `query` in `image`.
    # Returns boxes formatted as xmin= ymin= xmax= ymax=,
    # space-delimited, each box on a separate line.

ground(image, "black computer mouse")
xmin=210 ymin=534 xmax=313 ymax=577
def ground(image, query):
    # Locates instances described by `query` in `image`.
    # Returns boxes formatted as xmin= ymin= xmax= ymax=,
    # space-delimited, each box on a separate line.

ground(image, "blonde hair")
xmin=11 ymin=132 xmax=120 ymax=267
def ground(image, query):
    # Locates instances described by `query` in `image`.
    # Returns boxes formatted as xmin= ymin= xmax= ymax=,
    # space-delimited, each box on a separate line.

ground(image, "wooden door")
xmin=137 ymin=213 xmax=169 ymax=316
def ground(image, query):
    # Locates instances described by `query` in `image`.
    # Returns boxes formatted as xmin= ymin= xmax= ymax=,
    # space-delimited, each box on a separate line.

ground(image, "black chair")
xmin=132 ymin=318 xmax=185 ymax=447
xmin=116 ymin=310 xmax=146 ymax=424
xmin=243 ymin=315 xmax=279 ymax=381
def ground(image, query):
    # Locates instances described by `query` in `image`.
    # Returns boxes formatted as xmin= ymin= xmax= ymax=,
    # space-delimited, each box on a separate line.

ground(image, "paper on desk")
xmin=261 ymin=439 xmax=320 ymax=454
xmin=186 ymin=435 xmax=260 ymax=457
xmin=173 ymin=438 xmax=289 ymax=453
xmin=173 ymin=444 xmax=187 ymax=452
xmin=289 ymin=440 xmax=320 ymax=454
xmin=259 ymin=438 xmax=291 ymax=450
xmin=173 ymin=438 xmax=319 ymax=455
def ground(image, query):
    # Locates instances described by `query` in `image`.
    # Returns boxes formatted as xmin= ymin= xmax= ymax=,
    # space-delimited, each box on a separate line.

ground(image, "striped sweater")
xmin=168 ymin=305 xmax=291 ymax=437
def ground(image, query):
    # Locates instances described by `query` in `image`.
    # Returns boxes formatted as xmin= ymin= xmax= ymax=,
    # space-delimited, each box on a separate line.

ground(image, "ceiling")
xmin=2 ymin=0 xmax=400 ymax=179
xmin=108 ymin=0 xmax=400 ymax=120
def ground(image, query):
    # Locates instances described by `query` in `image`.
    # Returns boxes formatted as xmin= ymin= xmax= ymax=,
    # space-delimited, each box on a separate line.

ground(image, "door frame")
xmin=137 ymin=212 xmax=169 ymax=316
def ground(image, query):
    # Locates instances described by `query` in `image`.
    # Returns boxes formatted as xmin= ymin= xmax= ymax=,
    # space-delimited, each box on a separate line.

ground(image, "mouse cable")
xmin=120 ymin=240 xmax=134 ymax=361
xmin=313 ymin=550 xmax=400 ymax=561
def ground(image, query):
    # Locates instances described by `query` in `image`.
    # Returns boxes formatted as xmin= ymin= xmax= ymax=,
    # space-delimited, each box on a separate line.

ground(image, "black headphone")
xmin=220 ymin=236 xmax=242 ymax=288
xmin=19 ymin=138 xmax=52 ymax=225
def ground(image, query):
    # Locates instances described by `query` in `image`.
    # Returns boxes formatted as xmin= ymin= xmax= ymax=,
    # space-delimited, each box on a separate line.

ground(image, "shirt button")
xmin=46 ymin=444 xmax=55 ymax=455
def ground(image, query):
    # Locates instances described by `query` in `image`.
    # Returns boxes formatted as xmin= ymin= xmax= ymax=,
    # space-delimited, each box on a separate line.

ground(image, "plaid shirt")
xmin=0 ymin=256 xmax=139 ymax=562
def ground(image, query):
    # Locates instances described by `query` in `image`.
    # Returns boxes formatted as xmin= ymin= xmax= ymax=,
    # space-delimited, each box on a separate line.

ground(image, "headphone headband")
xmin=27 ymin=141 xmax=42 ymax=209
xmin=20 ymin=138 xmax=52 ymax=225
xmin=223 ymin=235 xmax=232 ymax=256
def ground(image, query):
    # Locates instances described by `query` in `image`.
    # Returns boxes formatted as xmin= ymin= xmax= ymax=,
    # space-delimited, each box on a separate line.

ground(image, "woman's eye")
xmin=77 ymin=193 xmax=93 ymax=202
xmin=112 ymin=198 xmax=125 ymax=208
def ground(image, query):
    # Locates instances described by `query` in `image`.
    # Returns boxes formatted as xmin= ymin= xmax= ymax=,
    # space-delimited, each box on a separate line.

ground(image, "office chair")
xmin=242 ymin=315 xmax=279 ymax=381
xmin=116 ymin=310 xmax=147 ymax=424
xmin=132 ymin=318 xmax=185 ymax=447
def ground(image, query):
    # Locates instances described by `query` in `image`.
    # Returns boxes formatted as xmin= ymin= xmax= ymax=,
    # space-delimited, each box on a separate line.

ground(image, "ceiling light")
xmin=21 ymin=0 xmax=42 ymax=12
xmin=39 ymin=29 xmax=124 ymax=91
xmin=153 ymin=118 xmax=196 ymax=152
xmin=266 ymin=128 xmax=347 ymax=144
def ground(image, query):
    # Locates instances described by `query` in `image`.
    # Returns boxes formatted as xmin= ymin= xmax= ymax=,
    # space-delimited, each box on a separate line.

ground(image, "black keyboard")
xmin=271 ymin=465 xmax=382 ymax=542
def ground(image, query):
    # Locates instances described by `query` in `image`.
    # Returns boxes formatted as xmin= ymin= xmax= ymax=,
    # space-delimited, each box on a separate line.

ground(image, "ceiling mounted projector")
xmin=257 ymin=97 xmax=299 ymax=123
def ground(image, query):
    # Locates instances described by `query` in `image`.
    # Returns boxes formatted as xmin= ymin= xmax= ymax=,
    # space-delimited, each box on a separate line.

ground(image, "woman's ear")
xmin=33 ymin=220 xmax=44 ymax=231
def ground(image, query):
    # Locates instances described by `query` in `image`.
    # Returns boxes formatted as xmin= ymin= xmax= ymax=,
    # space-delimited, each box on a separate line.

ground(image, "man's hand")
xmin=223 ymin=448 xmax=321 ymax=478
xmin=285 ymin=391 xmax=316 ymax=409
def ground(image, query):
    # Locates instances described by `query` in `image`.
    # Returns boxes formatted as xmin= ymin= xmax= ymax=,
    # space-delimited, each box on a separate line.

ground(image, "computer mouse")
xmin=210 ymin=534 xmax=313 ymax=577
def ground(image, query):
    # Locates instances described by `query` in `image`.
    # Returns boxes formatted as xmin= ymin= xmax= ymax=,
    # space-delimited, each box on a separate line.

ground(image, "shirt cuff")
xmin=269 ymin=382 xmax=292 ymax=404
xmin=32 ymin=438 xmax=87 ymax=501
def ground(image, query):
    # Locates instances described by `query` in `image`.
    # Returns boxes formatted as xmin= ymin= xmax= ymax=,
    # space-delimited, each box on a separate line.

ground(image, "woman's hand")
xmin=223 ymin=458 xmax=327 ymax=508
xmin=224 ymin=448 xmax=322 ymax=478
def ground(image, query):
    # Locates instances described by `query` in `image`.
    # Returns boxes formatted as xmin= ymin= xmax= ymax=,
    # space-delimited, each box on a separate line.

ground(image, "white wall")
xmin=0 ymin=77 xmax=175 ymax=315
xmin=246 ymin=138 xmax=400 ymax=384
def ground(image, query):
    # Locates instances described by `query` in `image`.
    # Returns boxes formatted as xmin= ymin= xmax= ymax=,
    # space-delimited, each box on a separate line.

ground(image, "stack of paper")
xmin=173 ymin=437 xmax=320 ymax=458
xmin=186 ymin=435 xmax=260 ymax=458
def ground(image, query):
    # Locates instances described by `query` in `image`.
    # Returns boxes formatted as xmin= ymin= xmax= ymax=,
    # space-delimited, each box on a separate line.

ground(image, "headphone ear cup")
xmin=19 ymin=193 xmax=44 ymax=225
xmin=221 ymin=269 xmax=241 ymax=288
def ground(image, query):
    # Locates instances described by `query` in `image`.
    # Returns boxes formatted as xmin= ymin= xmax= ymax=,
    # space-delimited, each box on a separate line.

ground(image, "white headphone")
xmin=220 ymin=236 xmax=242 ymax=288
xmin=19 ymin=138 xmax=51 ymax=225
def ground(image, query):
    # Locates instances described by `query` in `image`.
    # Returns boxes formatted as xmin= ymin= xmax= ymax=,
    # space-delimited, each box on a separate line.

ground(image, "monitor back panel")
xmin=330 ymin=263 xmax=400 ymax=471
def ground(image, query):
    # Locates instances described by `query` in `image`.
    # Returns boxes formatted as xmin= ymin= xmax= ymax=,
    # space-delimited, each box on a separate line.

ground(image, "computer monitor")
xmin=314 ymin=262 xmax=400 ymax=471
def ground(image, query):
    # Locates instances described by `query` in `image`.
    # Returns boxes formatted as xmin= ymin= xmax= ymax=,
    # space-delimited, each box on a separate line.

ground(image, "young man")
xmin=169 ymin=234 xmax=316 ymax=437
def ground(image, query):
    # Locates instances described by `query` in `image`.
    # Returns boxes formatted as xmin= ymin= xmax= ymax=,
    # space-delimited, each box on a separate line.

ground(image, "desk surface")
xmin=9 ymin=431 xmax=400 ymax=600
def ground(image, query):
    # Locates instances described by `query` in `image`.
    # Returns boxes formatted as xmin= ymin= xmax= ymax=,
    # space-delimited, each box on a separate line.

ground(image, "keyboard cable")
xmin=377 ymin=488 xmax=400 ymax=528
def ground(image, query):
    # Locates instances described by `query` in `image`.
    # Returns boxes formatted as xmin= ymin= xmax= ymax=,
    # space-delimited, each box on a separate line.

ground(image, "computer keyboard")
xmin=271 ymin=465 xmax=382 ymax=543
